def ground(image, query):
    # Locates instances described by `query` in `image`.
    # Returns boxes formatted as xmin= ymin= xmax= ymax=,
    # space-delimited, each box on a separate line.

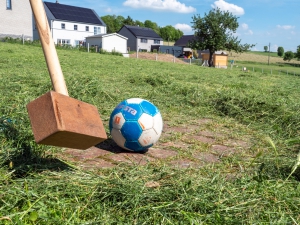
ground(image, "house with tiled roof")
xmin=118 ymin=25 xmax=163 ymax=52
xmin=33 ymin=1 xmax=106 ymax=46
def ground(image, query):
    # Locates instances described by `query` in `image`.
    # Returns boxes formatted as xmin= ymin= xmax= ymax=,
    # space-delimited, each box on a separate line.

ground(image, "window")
xmin=94 ymin=27 xmax=101 ymax=35
xmin=141 ymin=38 xmax=147 ymax=43
xmin=6 ymin=0 xmax=12 ymax=10
xmin=154 ymin=39 xmax=160 ymax=44
xmin=74 ymin=25 xmax=77 ymax=30
xmin=57 ymin=39 xmax=70 ymax=45
xmin=85 ymin=26 xmax=89 ymax=31
xmin=61 ymin=23 xmax=65 ymax=29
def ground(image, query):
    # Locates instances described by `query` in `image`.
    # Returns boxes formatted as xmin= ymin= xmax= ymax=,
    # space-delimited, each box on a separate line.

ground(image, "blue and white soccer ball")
xmin=109 ymin=98 xmax=163 ymax=152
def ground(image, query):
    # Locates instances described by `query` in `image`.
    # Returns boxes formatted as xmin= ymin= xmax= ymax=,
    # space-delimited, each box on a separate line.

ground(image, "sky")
xmin=58 ymin=0 xmax=299 ymax=52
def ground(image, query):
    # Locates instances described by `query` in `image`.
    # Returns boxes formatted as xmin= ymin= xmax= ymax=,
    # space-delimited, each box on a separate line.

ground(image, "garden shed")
xmin=201 ymin=51 xmax=228 ymax=68
xmin=85 ymin=33 xmax=128 ymax=54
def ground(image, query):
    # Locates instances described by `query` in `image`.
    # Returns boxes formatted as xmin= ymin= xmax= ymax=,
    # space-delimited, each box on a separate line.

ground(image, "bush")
xmin=0 ymin=37 xmax=41 ymax=46
xmin=283 ymin=51 xmax=294 ymax=62
xmin=111 ymin=50 xmax=123 ymax=56
xmin=277 ymin=47 xmax=284 ymax=57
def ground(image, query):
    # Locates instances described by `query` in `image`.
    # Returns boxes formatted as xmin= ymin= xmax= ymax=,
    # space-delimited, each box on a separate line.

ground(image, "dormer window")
xmin=61 ymin=23 xmax=65 ymax=29
xmin=74 ymin=25 xmax=78 ymax=30
xmin=6 ymin=0 xmax=12 ymax=10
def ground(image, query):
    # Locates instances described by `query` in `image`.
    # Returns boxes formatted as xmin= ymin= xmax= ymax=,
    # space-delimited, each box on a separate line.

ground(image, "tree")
xmin=144 ymin=20 xmax=160 ymax=34
xmin=114 ymin=15 xmax=125 ymax=31
xmin=101 ymin=15 xmax=125 ymax=33
xmin=264 ymin=46 xmax=268 ymax=52
xmin=189 ymin=8 xmax=255 ymax=67
xmin=159 ymin=25 xmax=183 ymax=42
xmin=277 ymin=47 xmax=284 ymax=57
xmin=295 ymin=45 xmax=300 ymax=61
xmin=283 ymin=51 xmax=294 ymax=62
xmin=101 ymin=15 xmax=116 ymax=33
xmin=135 ymin=20 xmax=144 ymax=27
xmin=123 ymin=16 xmax=135 ymax=26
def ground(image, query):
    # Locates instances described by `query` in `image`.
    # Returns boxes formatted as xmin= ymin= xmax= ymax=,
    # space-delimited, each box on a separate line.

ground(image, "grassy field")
xmin=1 ymin=42 xmax=300 ymax=224
xmin=229 ymin=51 xmax=300 ymax=65
xmin=247 ymin=51 xmax=280 ymax=58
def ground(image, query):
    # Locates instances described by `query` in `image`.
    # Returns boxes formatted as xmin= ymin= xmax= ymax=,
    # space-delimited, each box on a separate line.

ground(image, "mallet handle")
xmin=29 ymin=0 xmax=69 ymax=96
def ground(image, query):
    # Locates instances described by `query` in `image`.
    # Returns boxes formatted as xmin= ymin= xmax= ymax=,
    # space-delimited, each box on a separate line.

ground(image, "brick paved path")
xmin=59 ymin=119 xmax=251 ymax=170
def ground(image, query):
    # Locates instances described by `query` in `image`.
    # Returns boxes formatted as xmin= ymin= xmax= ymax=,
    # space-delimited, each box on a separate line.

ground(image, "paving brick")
xmin=147 ymin=148 xmax=178 ymax=159
xmin=160 ymin=142 xmax=188 ymax=149
xmin=79 ymin=158 xmax=115 ymax=169
xmin=106 ymin=152 xmax=154 ymax=165
xmin=64 ymin=146 xmax=110 ymax=160
xmin=192 ymin=135 xmax=215 ymax=144
xmin=194 ymin=152 xmax=220 ymax=163
xmin=169 ymin=159 xmax=198 ymax=169
xmin=211 ymin=145 xmax=235 ymax=157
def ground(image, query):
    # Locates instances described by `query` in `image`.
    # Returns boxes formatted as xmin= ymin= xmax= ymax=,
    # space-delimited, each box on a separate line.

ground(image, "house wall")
xmin=34 ymin=19 xmax=106 ymax=46
xmin=0 ymin=0 xmax=33 ymax=39
xmin=86 ymin=35 xmax=128 ymax=53
xmin=118 ymin=27 xmax=137 ymax=51
xmin=52 ymin=20 xmax=98 ymax=46
xmin=85 ymin=38 xmax=102 ymax=47
xmin=102 ymin=36 xmax=127 ymax=53
xmin=137 ymin=38 xmax=163 ymax=52
xmin=156 ymin=46 xmax=182 ymax=57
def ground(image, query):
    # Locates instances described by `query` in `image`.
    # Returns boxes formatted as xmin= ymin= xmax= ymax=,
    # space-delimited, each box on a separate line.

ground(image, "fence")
xmin=230 ymin=63 xmax=300 ymax=76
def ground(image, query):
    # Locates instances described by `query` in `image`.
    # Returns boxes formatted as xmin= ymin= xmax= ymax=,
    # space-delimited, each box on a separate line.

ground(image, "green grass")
xmin=248 ymin=51 xmax=280 ymax=58
xmin=1 ymin=42 xmax=300 ymax=224
xmin=229 ymin=60 xmax=300 ymax=76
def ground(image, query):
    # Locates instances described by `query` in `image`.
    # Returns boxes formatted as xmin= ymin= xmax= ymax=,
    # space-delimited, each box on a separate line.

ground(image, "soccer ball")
xmin=109 ymin=98 xmax=163 ymax=152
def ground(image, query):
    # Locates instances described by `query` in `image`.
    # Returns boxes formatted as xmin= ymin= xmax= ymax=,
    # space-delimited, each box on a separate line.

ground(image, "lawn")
xmin=0 ymin=42 xmax=300 ymax=224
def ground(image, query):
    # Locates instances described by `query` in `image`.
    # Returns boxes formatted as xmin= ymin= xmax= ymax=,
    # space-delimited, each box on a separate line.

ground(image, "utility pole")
xmin=268 ymin=42 xmax=270 ymax=65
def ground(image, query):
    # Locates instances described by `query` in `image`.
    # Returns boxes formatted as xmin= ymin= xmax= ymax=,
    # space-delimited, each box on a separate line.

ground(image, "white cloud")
xmin=238 ymin=23 xmax=253 ymax=35
xmin=241 ymin=23 xmax=248 ymax=30
xmin=211 ymin=0 xmax=244 ymax=16
xmin=105 ymin=7 xmax=112 ymax=12
xmin=123 ymin=0 xmax=196 ymax=13
xmin=174 ymin=23 xmax=193 ymax=34
xmin=277 ymin=25 xmax=295 ymax=30
xmin=245 ymin=29 xmax=253 ymax=35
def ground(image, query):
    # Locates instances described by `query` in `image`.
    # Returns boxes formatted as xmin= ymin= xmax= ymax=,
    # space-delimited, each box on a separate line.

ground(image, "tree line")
xmin=100 ymin=15 xmax=183 ymax=42
xmin=264 ymin=45 xmax=300 ymax=62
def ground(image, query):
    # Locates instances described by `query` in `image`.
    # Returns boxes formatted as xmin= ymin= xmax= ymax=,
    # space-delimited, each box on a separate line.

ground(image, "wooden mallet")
xmin=26 ymin=0 xmax=107 ymax=150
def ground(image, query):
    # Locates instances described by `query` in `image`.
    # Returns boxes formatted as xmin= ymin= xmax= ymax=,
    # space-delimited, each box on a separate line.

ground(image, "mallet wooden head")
xmin=27 ymin=0 xmax=107 ymax=149
xmin=27 ymin=91 xmax=107 ymax=149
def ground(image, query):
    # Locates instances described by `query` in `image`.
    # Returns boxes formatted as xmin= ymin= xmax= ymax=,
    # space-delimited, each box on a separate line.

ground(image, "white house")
xmin=0 ymin=0 xmax=33 ymax=39
xmin=33 ymin=1 xmax=107 ymax=46
xmin=85 ymin=33 xmax=128 ymax=54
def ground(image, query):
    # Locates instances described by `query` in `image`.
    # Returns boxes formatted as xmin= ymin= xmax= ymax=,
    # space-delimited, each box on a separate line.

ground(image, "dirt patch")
xmin=129 ymin=52 xmax=188 ymax=64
